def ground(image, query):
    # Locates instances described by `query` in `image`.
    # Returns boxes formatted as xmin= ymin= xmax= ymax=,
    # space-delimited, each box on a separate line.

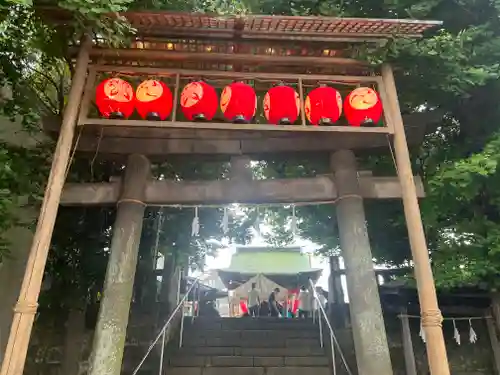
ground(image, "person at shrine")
xmin=247 ymin=283 xmax=260 ymax=317
xmin=268 ymin=287 xmax=283 ymax=317
xmin=298 ymin=285 xmax=312 ymax=318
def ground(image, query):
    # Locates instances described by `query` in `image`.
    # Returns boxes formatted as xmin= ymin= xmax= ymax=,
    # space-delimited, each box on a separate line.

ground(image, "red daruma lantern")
xmin=305 ymin=86 xmax=342 ymax=125
xmin=263 ymin=85 xmax=300 ymax=125
xmin=95 ymin=78 xmax=134 ymax=119
xmin=135 ymin=80 xmax=173 ymax=121
xmin=344 ymin=87 xmax=383 ymax=127
xmin=220 ymin=82 xmax=257 ymax=123
xmin=180 ymin=81 xmax=218 ymax=121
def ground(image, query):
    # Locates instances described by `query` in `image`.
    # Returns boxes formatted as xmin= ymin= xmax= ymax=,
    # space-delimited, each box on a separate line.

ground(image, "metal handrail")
xmin=308 ymin=279 xmax=353 ymax=375
xmin=132 ymin=276 xmax=201 ymax=375
xmin=178 ymin=276 xmax=201 ymax=348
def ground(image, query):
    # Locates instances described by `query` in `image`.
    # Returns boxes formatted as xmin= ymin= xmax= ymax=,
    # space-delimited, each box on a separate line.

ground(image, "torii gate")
xmin=0 ymin=12 xmax=449 ymax=375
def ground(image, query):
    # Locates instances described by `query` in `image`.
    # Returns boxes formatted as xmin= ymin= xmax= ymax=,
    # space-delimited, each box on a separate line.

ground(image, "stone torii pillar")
xmin=87 ymin=154 xmax=150 ymax=375
xmin=331 ymin=150 xmax=393 ymax=375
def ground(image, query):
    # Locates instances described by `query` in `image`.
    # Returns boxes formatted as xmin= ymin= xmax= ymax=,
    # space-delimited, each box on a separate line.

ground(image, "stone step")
xmin=183 ymin=336 xmax=320 ymax=348
xmin=185 ymin=328 xmax=318 ymax=340
xmin=167 ymin=367 xmax=332 ymax=375
xmin=179 ymin=346 xmax=325 ymax=357
xmin=191 ymin=318 xmax=317 ymax=331
xmin=193 ymin=317 xmax=316 ymax=323
xmin=170 ymin=355 xmax=330 ymax=367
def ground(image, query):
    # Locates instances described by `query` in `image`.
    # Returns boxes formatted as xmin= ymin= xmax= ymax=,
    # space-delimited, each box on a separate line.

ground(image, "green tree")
xmin=4 ymin=0 xmax=500 ymax=371
xmin=240 ymin=0 xmax=500 ymax=295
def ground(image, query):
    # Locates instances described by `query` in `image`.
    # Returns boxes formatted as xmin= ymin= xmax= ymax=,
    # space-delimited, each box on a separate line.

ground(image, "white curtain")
xmin=230 ymin=274 xmax=287 ymax=302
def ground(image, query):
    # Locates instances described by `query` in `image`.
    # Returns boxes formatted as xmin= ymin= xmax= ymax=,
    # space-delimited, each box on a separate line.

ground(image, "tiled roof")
xmin=123 ymin=12 xmax=442 ymax=40
xmin=224 ymin=248 xmax=318 ymax=274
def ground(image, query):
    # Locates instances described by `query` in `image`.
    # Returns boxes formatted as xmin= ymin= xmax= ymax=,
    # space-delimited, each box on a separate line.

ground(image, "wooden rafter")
xmin=123 ymin=12 xmax=442 ymax=40
xmin=38 ymin=9 xmax=442 ymax=42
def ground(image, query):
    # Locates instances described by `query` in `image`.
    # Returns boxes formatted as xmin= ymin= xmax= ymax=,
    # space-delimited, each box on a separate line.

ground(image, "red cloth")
xmin=240 ymin=300 xmax=248 ymax=314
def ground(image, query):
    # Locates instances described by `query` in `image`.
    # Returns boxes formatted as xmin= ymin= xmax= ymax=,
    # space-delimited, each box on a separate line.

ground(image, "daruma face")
xmin=104 ymin=78 xmax=133 ymax=103
xmin=220 ymin=86 xmax=232 ymax=114
xmin=180 ymin=81 xmax=218 ymax=121
xmin=134 ymin=80 xmax=173 ymax=120
xmin=344 ymin=86 xmax=382 ymax=126
xmin=336 ymin=91 xmax=343 ymax=112
xmin=96 ymin=78 xmax=135 ymax=118
xmin=304 ymin=96 xmax=311 ymax=119
xmin=263 ymin=92 xmax=271 ymax=119
xmin=136 ymin=80 xmax=164 ymax=102
xmin=349 ymin=87 xmax=378 ymax=110
xmin=181 ymin=82 xmax=204 ymax=108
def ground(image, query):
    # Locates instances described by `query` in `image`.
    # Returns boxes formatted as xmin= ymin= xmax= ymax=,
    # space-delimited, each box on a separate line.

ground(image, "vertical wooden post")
xmin=381 ymin=63 xmax=450 ymax=375
xmin=329 ymin=256 xmax=345 ymax=304
xmin=0 ymin=36 xmax=91 ymax=375
xmin=400 ymin=308 xmax=417 ymax=375
xmin=328 ymin=256 xmax=346 ymax=327
xmin=486 ymin=316 xmax=500 ymax=375
xmin=328 ymin=257 xmax=336 ymax=324
xmin=330 ymin=150 xmax=393 ymax=375
xmin=87 ymin=154 xmax=150 ymax=375
xmin=230 ymin=155 xmax=253 ymax=182
xmin=491 ymin=293 xmax=500 ymax=330
xmin=157 ymin=253 xmax=176 ymax=326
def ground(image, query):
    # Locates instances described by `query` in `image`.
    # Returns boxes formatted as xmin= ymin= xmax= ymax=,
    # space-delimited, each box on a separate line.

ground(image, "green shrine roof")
xmin=221 ymin=246 xmax=320 ymax=275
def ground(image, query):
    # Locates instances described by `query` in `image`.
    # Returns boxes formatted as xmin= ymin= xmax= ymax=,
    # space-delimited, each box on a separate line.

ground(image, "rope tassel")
xmin=469 ymin=319 xmax=478 ymax=344
xmin=191 ymin=206 xmax=200 ymax=237
xmin=419 ymin=322 xmax=426 ymax=343
xmin=453 ymin=319 xmax=461 ymax=345
xmin=254 ymin=207 xmax=261 ymax=236
xmin=291 ymin=205 xmax=297 ymax=235
xmin=221 ymin=207 xmax=229 ymax=234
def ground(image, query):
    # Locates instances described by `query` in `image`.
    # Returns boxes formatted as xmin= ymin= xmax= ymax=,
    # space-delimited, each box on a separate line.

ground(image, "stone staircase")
xmin=166 ymin=317 xmax=333 ymax=375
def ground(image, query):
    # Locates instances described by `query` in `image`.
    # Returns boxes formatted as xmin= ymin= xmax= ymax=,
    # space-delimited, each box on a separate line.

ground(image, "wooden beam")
xmin=91 ymin=64 xmax=377 ymax=83
xmin=486 ymin=316 xmax=500 ymax=375
xmin=400 ymin=308 xmax=418 ymax=375
xmin=86 ymin=48 xmax=366 ymax=67
xmin=0 ymin=36 xmax=92 ymax=375
xmin=67 ymin=133 xmax=394 ymax=157
xmin=332 ymin=268 xmax=411 ymax=277
xmin=382 ymin=63 xmax=450 ymax=375
xmin=136 ymin=29 xmax=387 ymax=43
xmin=60 ymin=175 xmax=425 ymax=206
xmin=42 ymin=111 xmax=436 ymax=158
xmin=385 ymin=304 xmax=488 ymax=316
xmin=79 ymin=118 xmax=393 ymax=134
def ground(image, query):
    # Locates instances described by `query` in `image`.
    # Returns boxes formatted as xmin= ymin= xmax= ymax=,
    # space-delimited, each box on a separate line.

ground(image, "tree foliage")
xmin=0 ymin=0 xmax=254 ymax=317
xmin=244 ymin=0 xmax=500 ymax=292
xmin=2 ymin=0 xmax=500 ymax=317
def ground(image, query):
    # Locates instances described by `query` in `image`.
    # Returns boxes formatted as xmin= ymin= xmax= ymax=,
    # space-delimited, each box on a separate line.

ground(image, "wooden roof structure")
xmin=39 ymin=8 xmax=442 ymax=40
xmin=122 ymin=12 xmax=442 ymax=40
xmin=38 ymin=10 xmax=443 ymax=160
